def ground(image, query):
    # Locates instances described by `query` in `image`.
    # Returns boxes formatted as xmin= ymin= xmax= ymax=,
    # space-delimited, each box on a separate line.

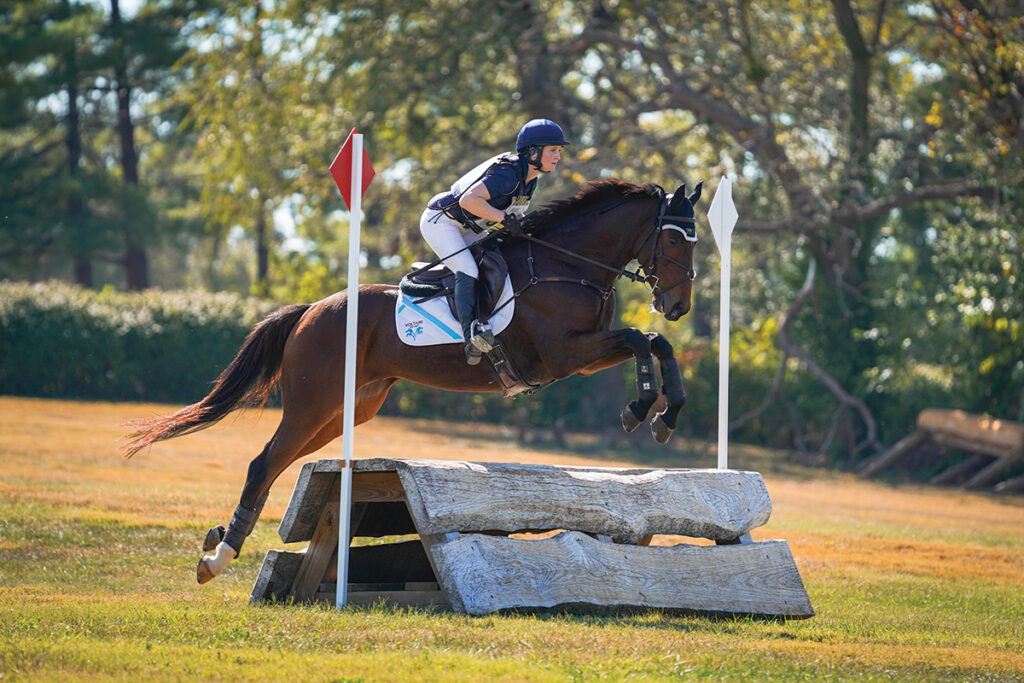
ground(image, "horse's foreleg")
xmin=621 ymin=339 xmax=659 ymax=433
xmin=647 ymin=333 xmax=686 ymax=443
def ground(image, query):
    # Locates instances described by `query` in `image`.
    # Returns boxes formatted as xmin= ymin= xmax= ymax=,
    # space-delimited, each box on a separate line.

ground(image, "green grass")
xmin=2 ymin=397 xmax=1023 ymax=681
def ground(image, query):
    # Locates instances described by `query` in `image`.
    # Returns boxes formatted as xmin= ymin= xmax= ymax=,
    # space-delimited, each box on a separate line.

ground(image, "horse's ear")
xmin=687 ymin=180 xmax=703 ymax=205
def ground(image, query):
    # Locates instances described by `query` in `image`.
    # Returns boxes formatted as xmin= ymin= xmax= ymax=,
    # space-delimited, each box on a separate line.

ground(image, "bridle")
xmin=635 ymin=190 xmax=698 ymax=295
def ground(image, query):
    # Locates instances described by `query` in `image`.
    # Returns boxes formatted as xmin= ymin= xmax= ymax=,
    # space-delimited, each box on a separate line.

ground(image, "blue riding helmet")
xmin=515 ymin=119 xmax=570 ymax=152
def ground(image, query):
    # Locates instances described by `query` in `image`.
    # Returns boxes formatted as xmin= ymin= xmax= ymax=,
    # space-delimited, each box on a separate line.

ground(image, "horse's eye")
xmin=668 ymin=233 xmax=681 ymax=246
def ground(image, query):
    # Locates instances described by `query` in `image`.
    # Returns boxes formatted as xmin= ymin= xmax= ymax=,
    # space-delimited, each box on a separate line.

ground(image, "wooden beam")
xmin=249 ymin=549 xmax=304 ymax=603
xmin=398 ymin=460 xmax=773 ymax=543
xmin=918 ymin=410 xmax=1024 ymax=456
xmin=858 ymin=430 xmax=927 ymax=477
xmin=928 ymin=454 xmax=990 ymax=486
xmin=429 ymin=531 xmax=813 ymax=618
xmin=994 ymin=472 xmax=1024 ymax=493
xmin=962 ymin=451 xmax=1023 ymax=490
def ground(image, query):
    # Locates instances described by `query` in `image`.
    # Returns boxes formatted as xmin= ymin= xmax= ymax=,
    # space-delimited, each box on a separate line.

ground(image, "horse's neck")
xmin=551 ymin=198 xmax=659 ymax=275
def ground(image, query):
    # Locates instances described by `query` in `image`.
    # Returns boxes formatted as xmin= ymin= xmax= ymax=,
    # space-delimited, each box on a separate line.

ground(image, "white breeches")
xmin=420 ymin=208 xmax=489 ymax=279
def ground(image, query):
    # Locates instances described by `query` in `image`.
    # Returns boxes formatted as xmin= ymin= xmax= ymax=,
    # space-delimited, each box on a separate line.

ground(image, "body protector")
xmin=427 ymin=153 xmax=536 ymax=232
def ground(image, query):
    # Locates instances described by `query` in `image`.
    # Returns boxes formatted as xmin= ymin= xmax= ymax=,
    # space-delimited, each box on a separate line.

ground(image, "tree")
xmin=557 ymin=0 xmax=1011 ymax=458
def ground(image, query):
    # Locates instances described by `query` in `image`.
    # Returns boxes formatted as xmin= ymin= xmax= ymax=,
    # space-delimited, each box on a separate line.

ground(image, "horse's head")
xmin=646 ymin=182 xmax=702 ymax=321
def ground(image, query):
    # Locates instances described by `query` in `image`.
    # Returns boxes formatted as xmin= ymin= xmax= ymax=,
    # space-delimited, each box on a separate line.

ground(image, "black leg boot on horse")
xmin=453 ymin=271 xmax=494 ymax=365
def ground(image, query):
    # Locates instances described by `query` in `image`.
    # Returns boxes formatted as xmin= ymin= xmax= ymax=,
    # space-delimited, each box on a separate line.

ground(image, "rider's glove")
xmin=502 ymin=212 xmax=526 ymax=237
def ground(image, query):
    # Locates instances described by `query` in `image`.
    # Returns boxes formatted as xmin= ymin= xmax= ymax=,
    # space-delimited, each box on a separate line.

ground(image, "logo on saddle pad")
xmin=404 ymin=320 xmax=425 ymax=341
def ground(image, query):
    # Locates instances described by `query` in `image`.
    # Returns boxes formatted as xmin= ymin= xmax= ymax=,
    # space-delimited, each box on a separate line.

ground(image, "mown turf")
xmin=1 ymin=397 xmax=1023 ymax=681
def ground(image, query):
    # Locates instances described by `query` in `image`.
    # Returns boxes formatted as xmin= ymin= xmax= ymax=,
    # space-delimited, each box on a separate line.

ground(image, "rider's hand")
xmin=502 ymin=212 xmax=526 ymax=237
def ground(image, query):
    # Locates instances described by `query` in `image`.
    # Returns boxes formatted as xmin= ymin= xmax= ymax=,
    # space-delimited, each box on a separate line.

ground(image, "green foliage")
xmin=0 ymin=280 xmax=276 ymax=401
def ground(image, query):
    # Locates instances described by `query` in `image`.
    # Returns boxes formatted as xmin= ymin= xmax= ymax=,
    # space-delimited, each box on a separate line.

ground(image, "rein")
xmin=480 ymin=190 xmax=697 ymax=324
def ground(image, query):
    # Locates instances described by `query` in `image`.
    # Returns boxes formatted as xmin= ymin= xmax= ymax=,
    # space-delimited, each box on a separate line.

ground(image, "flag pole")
xmin=335 ymin=133 xmax=363 ymax=609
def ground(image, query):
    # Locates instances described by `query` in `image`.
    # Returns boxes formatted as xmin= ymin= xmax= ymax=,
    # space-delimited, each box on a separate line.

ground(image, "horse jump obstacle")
xmin=859 ymin=409 xmax=1024 ymax=491
xmin=250 ymin=458 xmax=813 ymax=618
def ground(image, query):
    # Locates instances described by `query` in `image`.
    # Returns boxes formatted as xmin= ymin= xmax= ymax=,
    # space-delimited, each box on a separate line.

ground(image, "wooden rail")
xmin=860 ymin=410 xmax=1024 ymax=489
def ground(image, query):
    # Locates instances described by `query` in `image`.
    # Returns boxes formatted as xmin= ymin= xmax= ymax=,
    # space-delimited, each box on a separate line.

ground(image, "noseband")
xmin=637 ymin=191 xmax=698 ymax=295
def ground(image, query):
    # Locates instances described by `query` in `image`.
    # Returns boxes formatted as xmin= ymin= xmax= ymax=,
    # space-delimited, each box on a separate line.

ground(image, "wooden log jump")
xmin=251 ymin=458 xmax=813 ymax=619
xmin=860 ymin=410 xmax=1024 ymax=489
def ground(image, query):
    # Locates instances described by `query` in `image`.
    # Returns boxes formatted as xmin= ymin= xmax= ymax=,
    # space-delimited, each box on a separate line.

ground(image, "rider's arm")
xmin=459 ymin=180 xmax=507 ymax=224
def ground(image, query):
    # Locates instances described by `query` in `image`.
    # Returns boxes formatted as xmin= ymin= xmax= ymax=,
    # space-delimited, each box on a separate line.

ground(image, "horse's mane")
xmin=524 ymin=179 xmax=662 ymax=233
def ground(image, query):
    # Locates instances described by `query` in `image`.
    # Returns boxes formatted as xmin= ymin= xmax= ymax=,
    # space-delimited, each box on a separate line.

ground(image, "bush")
xmin=0 ymin=281 xmax=277 ymax=402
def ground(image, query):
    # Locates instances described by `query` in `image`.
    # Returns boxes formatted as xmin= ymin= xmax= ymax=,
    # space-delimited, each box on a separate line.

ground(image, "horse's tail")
xmin=121 ymin=303 xmax=312 ymax=457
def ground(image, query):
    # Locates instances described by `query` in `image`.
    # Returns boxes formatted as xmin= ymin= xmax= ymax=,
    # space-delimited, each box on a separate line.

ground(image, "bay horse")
xmin=123 ymin=178 xmax=704 ymax=583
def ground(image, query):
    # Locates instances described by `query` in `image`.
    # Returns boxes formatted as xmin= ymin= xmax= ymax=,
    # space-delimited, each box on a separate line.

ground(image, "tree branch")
xmin=777 ymin=260 xmax=882 ymax=456
xmin=832 ymin=181 xmax=998 ymax=225
xmin=735 ymin=181 xmax=997 ymax=234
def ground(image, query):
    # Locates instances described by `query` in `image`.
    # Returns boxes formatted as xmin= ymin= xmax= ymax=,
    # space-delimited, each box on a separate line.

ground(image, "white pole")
xmin=717 ymin=228 xmax=731 ymax=470
xmin=708 ymin=177 xmax=738 ymax=471
xmin=335 ymin=133 xmax=363 ymax=609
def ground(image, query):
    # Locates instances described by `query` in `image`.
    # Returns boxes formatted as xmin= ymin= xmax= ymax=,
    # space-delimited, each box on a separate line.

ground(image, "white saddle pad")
xmin=395 ymin=274 xmax=515 ymax=347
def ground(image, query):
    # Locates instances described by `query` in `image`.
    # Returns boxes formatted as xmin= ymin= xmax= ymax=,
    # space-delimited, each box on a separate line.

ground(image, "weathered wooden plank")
xmin=279 ymin=465 xmax=408 ymax=543
xmin=859 ymin=430 xmax=928 ymax=477
xmin=429 ymin=531 xmax=813 ymax=618
xmin=962 ymin=452 xmax=1023 ymax=490
xmin=351 ymin=472 xmax=405 ymax=502
xmin=249 ymin=549 xmax=303 ymax=603
xmin=928 ymin=453 xmax=990 ymax=486
xmin=930 ymin=431 xmax=1019 ymax=460
xmin=278 ymin=463 xmax=337 ymax=544
xmin=918 ymin=410 xmax=1024 ymax=455
xmin=994 ymin=472 xmax=1024 ymax=493
xmin=396 ymin=460 xmax=772 ymax=543
xmin=289 ymin=478 xmax=343 ymax=601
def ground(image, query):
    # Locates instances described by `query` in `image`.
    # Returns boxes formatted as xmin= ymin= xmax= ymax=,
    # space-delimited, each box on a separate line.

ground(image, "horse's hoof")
xmin=196 ymin=557 xmax=216 ymax=585
xmin=202 ymin=525 xmax=225 ymax=552
xmin=621 ymin=407 xmax=641 ymax=433
xmin=651 ymin=415 xmax=673 ymax=444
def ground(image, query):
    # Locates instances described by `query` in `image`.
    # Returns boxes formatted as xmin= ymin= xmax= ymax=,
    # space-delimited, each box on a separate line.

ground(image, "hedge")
xmin=0 ymin=280 xmax=277 ymax=403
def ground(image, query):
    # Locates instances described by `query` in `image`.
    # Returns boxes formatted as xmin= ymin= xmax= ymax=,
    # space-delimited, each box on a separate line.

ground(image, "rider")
xmin=420 ymin=118 xmax=569 ymax=365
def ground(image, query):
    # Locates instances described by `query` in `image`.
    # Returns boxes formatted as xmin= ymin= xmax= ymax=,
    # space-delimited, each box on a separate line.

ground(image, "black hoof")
xmin=203 ymin=525 xmax=225 ymax=552
xmin=651 ymin=415 xmax=673 ymax=444
xmin=621 ymin=407 xmax=642 ymax=433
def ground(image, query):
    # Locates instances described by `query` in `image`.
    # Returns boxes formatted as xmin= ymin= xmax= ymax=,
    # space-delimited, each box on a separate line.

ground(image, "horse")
xmin=123 ymin=177 xmax=704 ymax=584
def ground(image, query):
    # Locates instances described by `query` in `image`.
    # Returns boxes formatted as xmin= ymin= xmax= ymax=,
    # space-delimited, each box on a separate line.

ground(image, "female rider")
xmin=420 ymin=118 xmax=568 ymax=365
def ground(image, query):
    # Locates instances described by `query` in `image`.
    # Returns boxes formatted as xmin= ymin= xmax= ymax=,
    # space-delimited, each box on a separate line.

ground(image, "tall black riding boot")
xmin=453 ymin=271 xmax=494 ymax=365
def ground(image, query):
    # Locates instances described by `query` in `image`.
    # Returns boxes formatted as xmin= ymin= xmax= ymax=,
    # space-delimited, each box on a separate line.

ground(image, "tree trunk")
xmin=111 ymin=0 xmax=148 ymax=290
xmin=256 ymin=204 xmax=269 ymax=287
xmin=64 ymin=4 xmax=90 ymax=288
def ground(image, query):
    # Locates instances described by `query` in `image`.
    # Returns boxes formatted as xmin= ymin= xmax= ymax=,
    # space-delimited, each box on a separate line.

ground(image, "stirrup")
xmin=469 ymin=321 xmax=494 ymax=353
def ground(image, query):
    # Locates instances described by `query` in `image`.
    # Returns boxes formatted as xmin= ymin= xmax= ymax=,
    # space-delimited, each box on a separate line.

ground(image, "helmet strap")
xmin=528 ymin=145 xmax=545 ymax=172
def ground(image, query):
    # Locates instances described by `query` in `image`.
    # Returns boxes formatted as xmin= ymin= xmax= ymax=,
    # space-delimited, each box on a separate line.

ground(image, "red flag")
xmin=329 ymin=128 xmax=375 ymax=210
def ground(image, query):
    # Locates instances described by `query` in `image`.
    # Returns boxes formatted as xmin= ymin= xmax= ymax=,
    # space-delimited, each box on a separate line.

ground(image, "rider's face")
xmin=540 ymin=145 xmax=563 ymax=173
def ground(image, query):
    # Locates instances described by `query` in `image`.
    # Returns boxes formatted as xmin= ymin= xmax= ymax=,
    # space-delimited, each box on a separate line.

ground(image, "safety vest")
xmin=427 ymin=153 xmax=535 ymax=232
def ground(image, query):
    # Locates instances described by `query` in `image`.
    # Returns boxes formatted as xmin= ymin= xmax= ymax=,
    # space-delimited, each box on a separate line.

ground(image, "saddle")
xmin=399 ymin=243 xmax=510 ymax=323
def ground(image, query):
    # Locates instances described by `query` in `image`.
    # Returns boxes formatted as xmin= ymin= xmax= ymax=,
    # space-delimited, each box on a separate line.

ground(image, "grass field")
xmin=2 ymin=396 xmax=1023 ymax=681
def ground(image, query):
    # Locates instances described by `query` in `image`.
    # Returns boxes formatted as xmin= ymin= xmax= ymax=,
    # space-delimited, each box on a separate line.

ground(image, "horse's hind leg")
xmin=647 ymin=333 xmax=686 ymax=444
xmin=197 ymin=409 xmax=334 ymax=583
xmin=196 ymin=378 xmax=397 ymax=583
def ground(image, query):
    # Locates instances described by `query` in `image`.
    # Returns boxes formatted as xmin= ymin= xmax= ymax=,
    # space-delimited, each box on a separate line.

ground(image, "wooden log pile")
xmin=251 ymin=458 xmax=814 ymax=618
xmin=859 ymin=410 xmax=1024 ymax=491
